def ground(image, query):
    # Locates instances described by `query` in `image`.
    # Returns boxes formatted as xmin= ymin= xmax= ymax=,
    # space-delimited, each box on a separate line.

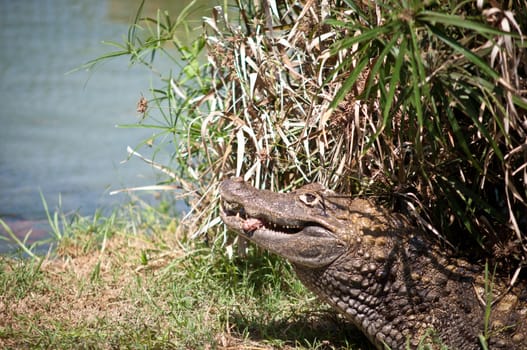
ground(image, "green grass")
xmin=0 ymin=207 xmax=372 ymax=349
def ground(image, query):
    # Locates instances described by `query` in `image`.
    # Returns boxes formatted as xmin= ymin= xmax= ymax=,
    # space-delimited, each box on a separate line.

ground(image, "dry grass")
xmin=1 ymin=233 xmax=174 ymax=348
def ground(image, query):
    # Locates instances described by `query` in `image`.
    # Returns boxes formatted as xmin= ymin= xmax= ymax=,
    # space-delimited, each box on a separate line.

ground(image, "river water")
xmin=0 ymin=0 xmax=213 ymax=250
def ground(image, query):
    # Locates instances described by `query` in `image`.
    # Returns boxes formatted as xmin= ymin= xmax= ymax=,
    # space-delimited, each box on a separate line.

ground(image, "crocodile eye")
xmin=299 ymin=193 xmax=320 ymax=206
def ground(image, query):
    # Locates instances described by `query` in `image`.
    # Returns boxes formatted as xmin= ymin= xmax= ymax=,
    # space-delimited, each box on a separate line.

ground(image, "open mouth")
xmin=221 ymin=200 xmax=306 ymax=235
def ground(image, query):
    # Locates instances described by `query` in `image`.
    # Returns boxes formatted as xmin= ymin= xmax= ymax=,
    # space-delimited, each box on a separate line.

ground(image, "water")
xmin=0 ymin=0 xmax=213 ymax=249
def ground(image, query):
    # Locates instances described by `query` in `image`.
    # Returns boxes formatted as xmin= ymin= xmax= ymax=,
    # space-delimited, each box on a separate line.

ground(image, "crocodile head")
xmin=219 ymin=177 xmax=394 ymax=269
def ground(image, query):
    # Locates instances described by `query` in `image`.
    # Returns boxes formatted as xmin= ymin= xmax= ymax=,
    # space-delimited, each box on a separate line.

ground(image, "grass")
xmin=0 ymin=206 xmax=372 ymax=349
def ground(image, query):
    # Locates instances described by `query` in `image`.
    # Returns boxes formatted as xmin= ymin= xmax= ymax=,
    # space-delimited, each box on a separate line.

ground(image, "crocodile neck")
xmin=219 ymin=177 xmax=527 ymax=349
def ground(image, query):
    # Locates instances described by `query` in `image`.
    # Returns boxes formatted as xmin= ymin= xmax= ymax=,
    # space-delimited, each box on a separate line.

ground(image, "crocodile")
xmin=219 ymin=177 xmax=527 ymax=350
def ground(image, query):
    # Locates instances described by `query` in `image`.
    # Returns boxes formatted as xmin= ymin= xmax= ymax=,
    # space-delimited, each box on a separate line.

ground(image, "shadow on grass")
xmin=228 ymin=308 xmax=375 ymax=349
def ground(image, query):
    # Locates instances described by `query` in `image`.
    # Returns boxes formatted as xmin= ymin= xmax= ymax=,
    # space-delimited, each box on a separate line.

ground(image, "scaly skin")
xmin=219 ymin=177 xmax=527 ymax=350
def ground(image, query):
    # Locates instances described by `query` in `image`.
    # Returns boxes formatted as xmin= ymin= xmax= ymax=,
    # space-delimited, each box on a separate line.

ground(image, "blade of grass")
xmin=0 ymin=219 xmax=37 ymax=259
xmin=361 ymin=33 xmax=401 ymax=101
xmin=381 ymin=34 xmax=405 ymax=132
xmin=329 ymin=52 xmax=370 ymax=109
xmin=427 ymin=24 xmax=500 ymax=80
xmin=40 ymin=191 xmax=63 ymax=240
xmin=330 ymin=22 xmax=396 ymax=53
xmin=418 ymin=11 xmax=522 ymax=38
xmin=407 ymin=38 xmax=425 ymax=156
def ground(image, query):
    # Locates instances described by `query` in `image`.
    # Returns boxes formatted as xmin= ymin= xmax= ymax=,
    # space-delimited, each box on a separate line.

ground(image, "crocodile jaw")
xmin=220 ymin=179 xmax=347 ymax=268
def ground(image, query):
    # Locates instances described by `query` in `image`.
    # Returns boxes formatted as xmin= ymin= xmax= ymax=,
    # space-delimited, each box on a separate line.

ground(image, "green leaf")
xmin=427 ymin=24 xmax=499 ymax=80
xmin=331 ymin=23 xmax=396 ymax=53
xmin=418 ymin=11 xmax=521 ymax=38
xmin=512 ymin=95 xmax=527 ymax=110
xmin=407 ymin=21 xmax=427 ymax=150
xmin=330 ymin=52 xmax=371 ymax=109
xmin=361 ymin=34 xmax=401 ymax=100
xmin=381 ymin=34 xmax=405 ymax=130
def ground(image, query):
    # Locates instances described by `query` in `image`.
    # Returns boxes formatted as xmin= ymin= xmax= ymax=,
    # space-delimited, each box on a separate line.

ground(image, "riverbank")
xmin=0 ymin=207 xmax=367 ymax=349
